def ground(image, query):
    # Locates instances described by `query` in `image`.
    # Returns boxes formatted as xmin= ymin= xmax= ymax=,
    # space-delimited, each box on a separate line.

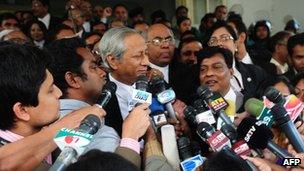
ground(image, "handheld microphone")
xmin=161 ymin=124 xmax=181 ymax=171
xmin=196 ymin=122 xmax=231 ymax=152
xmin=193 ymin=99 xmax=216 ymax=125
xmin=265 ymin=87 xmax=304 ymax=122
xmin=132 ymin=75 xmax=152 ymax=107
xmin=96 ymin=81 xmax=117 ymax=108
xmin=177 ymin=136 xmax=193 ymax=161
xmin=197 ymin=85 xmax=234 ymax=128
xmin=149 ymin=98 xmax=167 ymax=129
xmin=183 ymin=106 xmax=198 ymax=127
xmin=220 ymin=124 xmax=252 ymax=156
xmin=196 ymin=122 xmax=257 ymax=170
xmin=237 ymin=117 xmax=292 ymax=158
xmin=271 ymin=104 xmax=304 ymax=153
xmin=177 ymin=137 xmax=205 ymax=171
xmin=151 ymin=76 xmax=177 ymax=121
xmin=245 ymin=98 xmax=274 ymax=127
xmin=50 ymin=114 xmax=101 ymax=171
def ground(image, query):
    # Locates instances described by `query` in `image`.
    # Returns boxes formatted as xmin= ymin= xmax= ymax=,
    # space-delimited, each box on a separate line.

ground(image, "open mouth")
xmin=205 ymin=80 xmax=218 ymax=87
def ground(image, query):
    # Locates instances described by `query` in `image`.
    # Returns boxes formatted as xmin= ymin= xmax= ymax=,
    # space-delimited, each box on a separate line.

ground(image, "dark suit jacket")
xmin=169 ymin=61 xmax=200 ymax=105
xmin=236 ymin=61 xmax=269 ymax=106
xmin=104 ymin=94 xmax=124 ymax=136
xmin=48 ymin=15 xmax=62 ymax=33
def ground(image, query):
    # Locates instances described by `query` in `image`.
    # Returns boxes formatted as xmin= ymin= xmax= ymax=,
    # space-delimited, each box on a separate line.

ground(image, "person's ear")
xmin=13 ymin=102 xmax=30 ymax=121
xmin=106 ymin=54 xmax=119 ymax=70
xmin=238 ymin=32 xmax=246 ymax=43
xmin=65 ymin=71 xmax=81 ymax=88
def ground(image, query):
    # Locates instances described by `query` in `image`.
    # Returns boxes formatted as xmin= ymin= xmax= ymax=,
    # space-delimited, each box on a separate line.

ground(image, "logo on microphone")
xmin=132 ymin=89 xmax=152 ymax=105
xmin=157 ymin=89 xmax=175 ymax=104
xmin=207 ymin=131 xmax=231 ymax=151
xmin=209 ymin=95 xmax=228 ymax=111
xmin=180 ymin=154 xmax=205 ymax=171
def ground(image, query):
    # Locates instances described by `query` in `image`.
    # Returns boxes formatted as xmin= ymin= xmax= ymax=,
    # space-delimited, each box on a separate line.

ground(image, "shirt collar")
xmin=270 ymin=58 xmax=289 ymax=73
xmin=241 ymin=52 xmax=253 ymax=64
xmin=0 ymin=130 xmax=23 ymax=143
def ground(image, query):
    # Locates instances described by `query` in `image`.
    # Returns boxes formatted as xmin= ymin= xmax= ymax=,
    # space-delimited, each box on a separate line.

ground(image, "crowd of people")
xmin=0 ymin=0 xmax=304 ymax=170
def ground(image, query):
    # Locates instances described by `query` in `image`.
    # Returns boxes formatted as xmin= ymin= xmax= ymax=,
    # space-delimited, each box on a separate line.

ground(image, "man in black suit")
xmin=97 ymin=27 xmax=150 ymax=135
xmin=146 ymin=23 xmax=198 ymax=105
xmin=31 ymin=0 xmax=62 ymax=33
xmin=285 ymin=33 xmax=304 ymax=81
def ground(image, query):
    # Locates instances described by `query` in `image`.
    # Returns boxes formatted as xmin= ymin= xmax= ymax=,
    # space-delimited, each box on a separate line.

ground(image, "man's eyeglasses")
xmin=147 ymin=37 xmax=175 ymax=46
xmin=207 ymin=34 xmax=234 ymax=47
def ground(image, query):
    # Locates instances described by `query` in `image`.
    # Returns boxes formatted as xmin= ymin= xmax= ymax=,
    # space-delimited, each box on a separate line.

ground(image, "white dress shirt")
xmin=149 ymin=62 xmax=169 ymax=83
xmin=38 ymin=13 xmax=50 ymax=29
xmin=34 ymin=40 xmax=45 ymax=49
xmin=231 ymin=59 xmax=244 ymax=92
xmin=241 ymin=52 xmax=253 ymax=65
xmin=83 ymin=21 xmax=91 ymax=33
xmin=270 ymin=58 xmax=289 ymax=74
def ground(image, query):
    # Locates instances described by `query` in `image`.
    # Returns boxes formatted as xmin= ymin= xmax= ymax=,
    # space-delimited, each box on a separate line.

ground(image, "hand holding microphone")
xmin=122 ymin=103 xmax=151 ymax=141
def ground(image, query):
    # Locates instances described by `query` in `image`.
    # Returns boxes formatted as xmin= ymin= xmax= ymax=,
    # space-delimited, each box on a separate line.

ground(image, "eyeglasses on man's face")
xmin=208 ymin=34 xmax=234 ymax=47
xmin=147 ymin=36 xmax=175 ymax=46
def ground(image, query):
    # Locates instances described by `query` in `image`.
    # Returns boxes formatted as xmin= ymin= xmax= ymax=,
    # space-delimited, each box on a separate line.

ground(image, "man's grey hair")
xmin=97 ymin=27 xmax=139 ymax=70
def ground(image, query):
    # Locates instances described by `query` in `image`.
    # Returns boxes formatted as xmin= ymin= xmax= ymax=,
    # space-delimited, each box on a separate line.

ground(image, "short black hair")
xmin=198 ymin=46 xmax=233 ymax=69
xmin=129 ymin=7 xmax=144 ymax=19
xmin=0 ymin=12 xmax=19 ymax=25
xmin=293 ymin=72 xmax=304 ymax=87
xmin=175 ymin=5 xmax=188 ymax=16
xmin=0 ymin=43 xmax=50 ymax=130
xmin=267 ymin=31 xmax=292 ymax=53
xmin=202 ymin=150 xmax=250 ymax=171
xmin=66 ymin=150 xmax=139 ymax=171
xmin=180 ymin=30 xmax=196 ymax=40
xmin=178 ymin=37 xmax=201 ymax=53
xmin=113 ymin=4 xmax=128 ymax=12
xmin=25 ymin=19 xmax=48 ymax=40
xmin=287 ymin=33 xmax=304 ymax=57
xmin=150 ymin=10 xmax=167 ymax=24
xmin=204 ymin=20 xmax=238 ymax=47
xmin=177 ymin=16 xmax=190 ymax=27
xmin=31 ymin=0 xmax=49 ymax=7
xmin=48 ymin=24 xmax=74 ymax=42
xmin=227 ymin=17 xmax=247 ymax=36
xmin=47 ymin=37 xmax=87 ymax=98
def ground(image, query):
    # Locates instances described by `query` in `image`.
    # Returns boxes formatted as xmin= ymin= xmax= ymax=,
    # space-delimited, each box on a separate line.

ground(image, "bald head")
xmin=147 ymin=23 xmax=173 ymax=40
xmin=147 ymin=23 xmax=175 ymax=67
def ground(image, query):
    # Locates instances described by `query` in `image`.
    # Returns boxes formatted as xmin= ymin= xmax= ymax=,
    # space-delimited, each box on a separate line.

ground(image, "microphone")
xmin=245 ymin=98 xmax=274 ymax=127
xmin=178 ymin=136 xmax=205 ymax=171
xmin=50 ymin=114 xmax=101 ymax=171
xmin=96 ymin=81 xmax=117 ymax=108
xmin=161 ymin=124 xmax=181 ymax=171
xmin=132 ymin=75 xmax=152 ymax=106
xmin=196 ymin=122 xmax=257 ymax=170
xmin=237 ymin=117 xmax=292 ymax=158
xmin=265 ymin=87 xmax=304 ymax=122
xmin=270 ymin=104 xmax=304 ymax=153
xmin=193 ymin=99 xmax=216 ymax=125
xmin=220 ymin=124 xmax=252 ymax=156
xmin=150 ymin=76 xmax=177 ymax=121
xmin=149 ymin=98 xmax=167 ymax=129
xmin=196 ymin=122 xmax=231 ymax=152
xmin=177 ymin=136 xmax=193 ymax=161
xmin=197 ymin=85 xmax=234 ymax=128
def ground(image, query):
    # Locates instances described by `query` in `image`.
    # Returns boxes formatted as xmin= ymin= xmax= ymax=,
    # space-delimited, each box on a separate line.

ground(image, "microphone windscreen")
xmin=244 ymin=98 xmax=264 ymax=117
xmin=237 ymin=117 xmax=273 ymax=149
xmin=135 ymin=75 xmax=149 ymax=91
